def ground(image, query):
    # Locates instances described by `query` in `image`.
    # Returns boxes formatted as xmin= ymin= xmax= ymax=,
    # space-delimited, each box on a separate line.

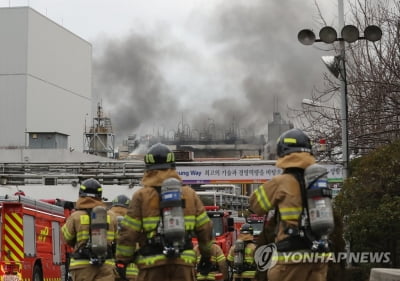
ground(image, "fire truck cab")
xmin=205 ymin=206 xmax=234 ymax=255
xmin=246 ymin=214 xmax=266 ymax=239
xmin=0 ymin=195 xmax=73 ymax=281
xmin=232 ymin=216 xmax=246 ymax=241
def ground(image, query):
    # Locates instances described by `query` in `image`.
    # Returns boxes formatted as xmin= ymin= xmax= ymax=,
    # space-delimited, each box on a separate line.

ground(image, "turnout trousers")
xmin=267 ymin=263 xmax=328 ymax=281
xmin=137 ymin=264 xmax=195 ymax=281
xmin=70 ymin=264 xmax=115 ymax=281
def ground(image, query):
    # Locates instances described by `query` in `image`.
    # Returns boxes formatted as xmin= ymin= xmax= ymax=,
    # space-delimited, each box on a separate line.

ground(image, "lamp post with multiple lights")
xmin=297 ymin=24 xmax=382 ymax=180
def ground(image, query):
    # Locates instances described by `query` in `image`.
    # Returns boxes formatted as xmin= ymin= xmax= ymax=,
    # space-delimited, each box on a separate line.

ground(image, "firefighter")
xmin=115 ymin=143 xmax=213 ymax=281
xmin=61 ymin=178 xmax=118 ymax=281
xmin=194 ymin=230 xmax=229 ymax=281
xmin=227 ymin=223 xmax=257 ymax=281
xmin=110 ymin=194 xmax=131 ymax=219
xmin=249 ymin=128 xmax=328 ymax=281
xmin=110 ymin=195 xmax=138 ymax=281
xmin=254 ymin=210 xmax=276 ymax=281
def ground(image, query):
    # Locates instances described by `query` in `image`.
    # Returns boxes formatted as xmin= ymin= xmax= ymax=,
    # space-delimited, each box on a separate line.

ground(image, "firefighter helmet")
xmin=79 ymin=178 xmax=102 ymax=199
xmin=112 ymin=194 xmax=130 ymax=208
xmin=144 ymin=143 xmax=176 ymax=171
xmin=277 ymin=128 xmax=312 ymax=158
xmin=240 ymin=223 xmax=254 ymax=235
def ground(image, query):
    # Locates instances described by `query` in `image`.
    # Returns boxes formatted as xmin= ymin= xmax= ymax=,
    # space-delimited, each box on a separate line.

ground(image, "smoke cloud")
xmin=93 ymin=0 xmax=329 ymax=145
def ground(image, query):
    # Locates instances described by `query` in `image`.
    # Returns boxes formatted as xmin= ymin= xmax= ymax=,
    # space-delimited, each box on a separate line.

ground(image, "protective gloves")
xmin=197 ymin=256 xmax=212 ymax=276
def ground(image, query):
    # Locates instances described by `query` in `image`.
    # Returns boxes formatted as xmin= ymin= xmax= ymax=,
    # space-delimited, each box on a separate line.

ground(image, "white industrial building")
xmin=0 ymin=7 xmax=92 ymax=152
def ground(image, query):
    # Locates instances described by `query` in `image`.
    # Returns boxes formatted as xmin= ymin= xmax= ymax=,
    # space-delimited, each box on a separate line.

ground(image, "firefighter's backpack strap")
xmin=275 ymin=168 xmax=313 ymax=252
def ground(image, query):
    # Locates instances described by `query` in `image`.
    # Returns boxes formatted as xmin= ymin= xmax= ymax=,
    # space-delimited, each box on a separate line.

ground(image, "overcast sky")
xmin=6 ymin=0 xmax=343 ymax=145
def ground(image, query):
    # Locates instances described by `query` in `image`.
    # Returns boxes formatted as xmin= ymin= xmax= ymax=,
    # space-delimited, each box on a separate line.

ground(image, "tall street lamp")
xmin=297 ymin=24 xmax=382 ymax=180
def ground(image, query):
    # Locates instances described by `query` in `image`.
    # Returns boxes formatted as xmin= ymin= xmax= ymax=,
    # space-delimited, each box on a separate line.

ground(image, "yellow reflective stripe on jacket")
xmin=142 ymin=216 xmax=160 ymax=232
xmin=126 ymin=263 xmax=139 ymax=277
xmin=70 ymin=258 xmax=92 ymax=267
xmin=214 ymin=254 xmax=225 ymax=263
xmin=244 ymin=247 xmax=255 ymax=263
xmin=69 ymin=258 xmax=115 ymax=268
xmin=197 ymin=272 xmax=222 ymax=280
xmin=107 ymin=230 xmax=115 ymax=241
xmin=116 ymin=244 xmax=135 ymax=257
xmin=254 ymin=185 xmax=272 ymax=211
xmin=137 ymin=250 xmax=196 ymax=266
xmin=196 ymin=211 xmax=210 ymax=227
xmin=197 ymin=253 xmax=224 ymax=268
xmin=80 ymin=215 xmax=90 ymax=224
xmin=137 ymin=254 xmax=167 ymax=266
xmin=184 ymin=215 xmax=196 ymax=230
xmin=141 ymin=215 xmax=206 ymax=236
xmin=61 ymin=225 xmax=73 ymax=241
xmin=74 ymin=229 xmax=114 ymax=243
xmin=196 ymin=274 xmax=207 ymax=280
xmin=216 ymin=255 xmax=225 ymax=263
xmin=279 ymin=207 xmax=302 ymax=220
xmin=142 ymin=218 xmax=158 ymax=239
xmin=121 ymin=215 xmax=142 ymax=231
xmin=233 ymin=270 xmax=256 ymax=278
xmin=79 ymin=213 xmax=112 ymax=223
xmin=180 ymin=249 xmax=196 ymax=264
xmin=76 ymin=230 xmax=89 ymax=242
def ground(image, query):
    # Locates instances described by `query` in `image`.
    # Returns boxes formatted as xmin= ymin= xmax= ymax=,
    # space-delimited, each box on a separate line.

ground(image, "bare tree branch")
xmin=291 ymin=0 xmax=400 ymax=159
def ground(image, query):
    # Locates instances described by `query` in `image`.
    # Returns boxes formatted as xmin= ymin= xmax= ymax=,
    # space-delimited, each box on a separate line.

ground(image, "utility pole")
xmin=338 ymin=0 xmax=349 ymax=181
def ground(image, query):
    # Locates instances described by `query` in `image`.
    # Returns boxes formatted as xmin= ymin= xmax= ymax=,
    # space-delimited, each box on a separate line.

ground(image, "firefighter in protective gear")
xmin=110 ymin=195 xmax=131 ymax=219
xmin=254 ymin=210 xmax=276 ymax=281
xmin=249 ymin=128 xmax=328 ymax=281
xmin=227 ymin=223 xmax=257 ymax=281
xmin=112 ymin=194 xmax=130 ymax=207
xmin=194 ymin=229 xmax=229 ymax=281
xmin=110 ymin=195 xmax=138 ymax=281
xmin=61 ymin=178 xmax=118 ymax=281
xmin=115 ymin=143 xmax=213 ymax=281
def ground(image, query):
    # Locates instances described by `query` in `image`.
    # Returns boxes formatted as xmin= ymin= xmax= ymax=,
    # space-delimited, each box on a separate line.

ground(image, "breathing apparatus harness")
xmin=275 ymin=165 xmax=334 ymax=253
xmin=196 ymin=242 xmax=221 ymax=277
xmin=140 ymin=178 xmax=193 ymax=258
xmin=73 ymin=206 xmax=112 ymax=265
xmin=233 ymin=239 xmax=257 ymax=274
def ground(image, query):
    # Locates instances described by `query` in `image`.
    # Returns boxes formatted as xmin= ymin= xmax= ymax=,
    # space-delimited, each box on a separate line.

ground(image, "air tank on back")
xmin=160 ymin=177 xmax=185 ymax=257
xmin=304 ymin=163 xmax=334 ymax=238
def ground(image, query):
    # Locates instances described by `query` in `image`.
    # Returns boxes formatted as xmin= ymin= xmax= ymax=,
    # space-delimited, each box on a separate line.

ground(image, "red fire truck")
xmin=0 ymin=194 xmax=73 ymax=281
xmin=232 ymin=216 xmax=246 ymax=241
xmin=246 ymin=214 xmax=266 ymax=239
xmin=204 ymin=206 xmax=235 ymax=255
xmin=192 ymin=206 xmax=235 ymax=256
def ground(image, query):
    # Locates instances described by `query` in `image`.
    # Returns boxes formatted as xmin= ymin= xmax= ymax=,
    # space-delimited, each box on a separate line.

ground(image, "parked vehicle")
xmin=0 ymin=194 xmax=74 ymax=281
